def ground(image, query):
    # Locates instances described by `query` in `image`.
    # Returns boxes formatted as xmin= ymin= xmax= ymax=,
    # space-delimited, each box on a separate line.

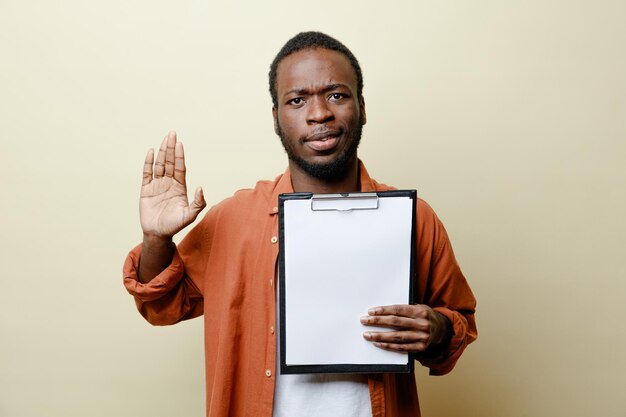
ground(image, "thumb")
xmin=188 ymin=187 xmax=207 ymax=219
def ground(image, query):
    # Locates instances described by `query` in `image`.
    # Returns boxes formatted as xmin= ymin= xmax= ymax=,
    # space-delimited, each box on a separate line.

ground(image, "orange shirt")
xmin=123 ymin=162 xmax=477 ymax=417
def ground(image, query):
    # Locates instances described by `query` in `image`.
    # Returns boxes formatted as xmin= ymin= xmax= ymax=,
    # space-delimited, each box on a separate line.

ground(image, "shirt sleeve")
xmin=414 ymin=199 xmax=478 ymax=375
xmin=123 ymin=244 xmax=203 ymax=325
xmin=122 ymin=210 xmax=215 ymax=326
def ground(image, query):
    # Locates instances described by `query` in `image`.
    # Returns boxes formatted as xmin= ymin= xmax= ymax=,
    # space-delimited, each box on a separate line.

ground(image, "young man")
xmin=124 ymin=31 xmax=477 ymax=417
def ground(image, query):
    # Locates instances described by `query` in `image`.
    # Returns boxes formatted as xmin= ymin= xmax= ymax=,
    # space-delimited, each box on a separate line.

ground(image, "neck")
xmin=289 ymin=158 xmax=360 ymax=193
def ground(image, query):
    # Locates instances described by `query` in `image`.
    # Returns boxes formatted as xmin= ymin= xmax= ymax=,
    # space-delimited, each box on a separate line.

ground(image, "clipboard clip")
xmin=310 ymin=193 xmax=379 ymax=211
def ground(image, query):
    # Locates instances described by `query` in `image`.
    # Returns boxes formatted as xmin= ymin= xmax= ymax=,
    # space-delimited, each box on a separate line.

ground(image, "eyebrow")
xmin=285 ymin=83 xmax=347 ymax=96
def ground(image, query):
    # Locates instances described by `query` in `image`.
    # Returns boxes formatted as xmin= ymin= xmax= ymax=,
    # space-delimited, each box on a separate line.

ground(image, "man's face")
xmin=273 ymin=48 xmax=366 ymax=181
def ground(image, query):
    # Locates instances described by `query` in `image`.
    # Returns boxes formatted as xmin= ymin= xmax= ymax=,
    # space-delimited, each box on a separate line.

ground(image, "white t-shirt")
xmin=273 ymin=371 xmax=372 ymax=417
xmin=273 ymin=278 xmax=372 ymax=417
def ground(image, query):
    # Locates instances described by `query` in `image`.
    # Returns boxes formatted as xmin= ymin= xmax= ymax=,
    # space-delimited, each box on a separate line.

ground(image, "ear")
xmin=272 ymin=106 xmax=279 ymax=134
xmin=359 ymin=96 xmax=367 ymax=125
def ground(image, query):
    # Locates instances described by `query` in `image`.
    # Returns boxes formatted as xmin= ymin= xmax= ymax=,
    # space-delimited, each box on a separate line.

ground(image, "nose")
xmin=306 ymin=97 xmax=334 ymax=124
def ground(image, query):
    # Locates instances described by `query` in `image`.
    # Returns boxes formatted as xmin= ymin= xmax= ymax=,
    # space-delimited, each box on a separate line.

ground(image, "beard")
xmin=277 ymin=118 xmax=363 ymax=182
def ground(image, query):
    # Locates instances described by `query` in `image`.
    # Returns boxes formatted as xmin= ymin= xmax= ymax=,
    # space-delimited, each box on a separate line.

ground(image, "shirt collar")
xmin=357 ymin=160 xmax=377 ymax=192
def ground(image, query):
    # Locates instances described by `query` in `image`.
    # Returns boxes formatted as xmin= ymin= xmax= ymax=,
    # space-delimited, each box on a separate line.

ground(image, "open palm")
xmin=140 ymin=131 xmax=206 ymax=238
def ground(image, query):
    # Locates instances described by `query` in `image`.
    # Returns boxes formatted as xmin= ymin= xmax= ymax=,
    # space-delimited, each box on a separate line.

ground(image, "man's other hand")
xmin=360 ymin=304 xmax=451 ymax=354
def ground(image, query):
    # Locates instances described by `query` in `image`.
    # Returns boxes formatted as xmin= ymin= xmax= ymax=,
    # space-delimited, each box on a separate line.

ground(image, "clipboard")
xmin=278 ymin=190 xmax=417 ymax=374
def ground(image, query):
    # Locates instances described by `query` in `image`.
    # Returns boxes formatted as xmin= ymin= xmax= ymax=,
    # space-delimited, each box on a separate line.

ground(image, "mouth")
xmin=304 ymin=129 xmax=342 ymax=152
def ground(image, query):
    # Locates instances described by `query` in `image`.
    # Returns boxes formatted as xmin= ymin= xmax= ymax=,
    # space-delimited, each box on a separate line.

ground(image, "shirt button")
xmin=272 ymin=206 xmax=278 ymax=213
xmin=271 ymin=236 xmax=278 ymax=244
xmin=270 ymin=326 xmax=274 ymax=334
xmin=265 ymin=369 xmax=272 ymax=377
xmin=270 ymin=279 xmax=273 ymax=287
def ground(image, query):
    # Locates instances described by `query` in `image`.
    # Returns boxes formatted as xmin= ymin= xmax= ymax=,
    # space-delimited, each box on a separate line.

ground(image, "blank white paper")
xmin=282 ymin=196 xmax=413 ymax=366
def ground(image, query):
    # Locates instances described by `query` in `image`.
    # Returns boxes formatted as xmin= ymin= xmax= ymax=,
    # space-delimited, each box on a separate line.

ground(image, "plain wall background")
xmin=1 ymin=1 xmax=625 ymax=416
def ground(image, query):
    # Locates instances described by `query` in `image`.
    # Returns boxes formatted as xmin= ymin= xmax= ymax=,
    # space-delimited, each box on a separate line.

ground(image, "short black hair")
xmin=269 ymin=31 xmax=363 ymax=108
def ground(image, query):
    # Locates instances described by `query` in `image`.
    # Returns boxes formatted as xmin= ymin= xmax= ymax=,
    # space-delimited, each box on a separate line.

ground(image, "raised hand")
xmin=140 ymin=131 xmax=206 ymax=239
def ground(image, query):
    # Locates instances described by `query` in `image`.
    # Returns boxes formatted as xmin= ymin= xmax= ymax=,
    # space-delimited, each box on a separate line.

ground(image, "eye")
xmin=288 ymin=97 xmax=304 ymax=106
xmin=329 ymin=93 xmax=346 ymax=101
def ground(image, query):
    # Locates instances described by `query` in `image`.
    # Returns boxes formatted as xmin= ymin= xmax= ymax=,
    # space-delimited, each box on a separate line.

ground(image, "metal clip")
xmin=310 ymin=193 xmax=379 ymax=211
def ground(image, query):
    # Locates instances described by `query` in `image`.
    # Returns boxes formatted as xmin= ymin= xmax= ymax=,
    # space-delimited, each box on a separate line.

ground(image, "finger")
xmin=363 ymin=329 xmax=427 ymax=345
xmin=191 ymin=187 xmax=206 ymax=212
xmin=173 ymin=141 xmax=186 ymax=185
xmin=183 ymin=187 xmax=207 ymax=224
xmin=154 ymin=134 xmax=168 ymax=178
xmin=368 ymin=304 xmax=426 ymax=319
xmin=360 ymin=314 xmax=427 ymax=330
xmin=143 ymin=148 xmax=154 ymax=186
xmin=370 ymin=341 xmax=428 ymax=353
xmin=165 ymin=131 xmax=176 ymax=177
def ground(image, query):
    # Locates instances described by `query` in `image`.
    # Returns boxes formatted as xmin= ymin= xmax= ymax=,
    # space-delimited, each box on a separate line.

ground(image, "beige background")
xmin=1 ymin=0 xmax=625 ymax=416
